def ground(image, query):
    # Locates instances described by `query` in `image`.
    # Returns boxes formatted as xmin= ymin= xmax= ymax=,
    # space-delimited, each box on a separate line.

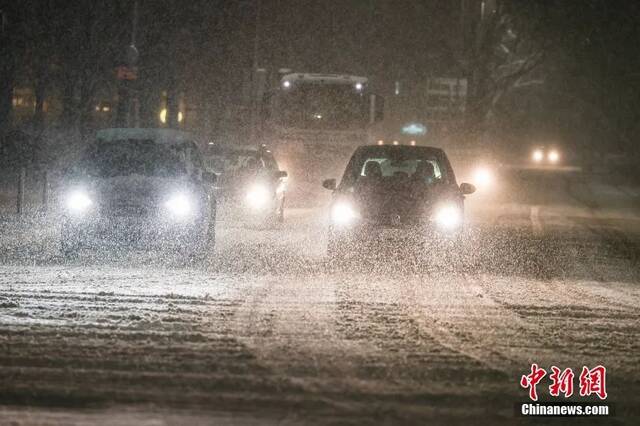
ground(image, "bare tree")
xmin=456 ymin=0 xmax=550 ymax=138
xmin=0 ymin=7 xmax=16 ymax=133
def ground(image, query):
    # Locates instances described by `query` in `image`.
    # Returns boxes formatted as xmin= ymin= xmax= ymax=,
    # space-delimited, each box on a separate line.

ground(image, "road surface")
xmin=1 ymin=169 xmax=639 ymax=425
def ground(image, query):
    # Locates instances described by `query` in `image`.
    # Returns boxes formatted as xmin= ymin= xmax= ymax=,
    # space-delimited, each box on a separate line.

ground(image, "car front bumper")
xmin=329 ymin=220 xmax=463 ymax=246
xmin=62 ymin=215 xmax=207 ymax=249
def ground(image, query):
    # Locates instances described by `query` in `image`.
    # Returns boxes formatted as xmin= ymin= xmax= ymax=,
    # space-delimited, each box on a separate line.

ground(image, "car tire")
xmin=191 ymin=221 xmax=216 ymax=265
xmin=326 ymin=233 xmax=348 ymax=261
xmin=277 ymin=195 xmax=285 ymax=223
xmin=60 ymin=224 xmax=81 ymax=259
xmin=205 ymin=220 xmax=216 ymax=253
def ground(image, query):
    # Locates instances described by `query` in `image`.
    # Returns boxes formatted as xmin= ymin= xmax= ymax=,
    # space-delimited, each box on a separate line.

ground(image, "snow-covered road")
xmin=1 ymin=170 xmax=639 ymax=425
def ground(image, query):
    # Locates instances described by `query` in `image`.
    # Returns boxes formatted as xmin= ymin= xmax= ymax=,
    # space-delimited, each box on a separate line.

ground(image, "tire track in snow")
xmin=472 ymin=274 xmax=640 ymax=377
xmin=333 ymin=273 xmax=508 ymax=389
xmin=0 ymin=267 xmax=306 ymax=410
xmin=229 ymin=273 xmax=381 ymax=396
xmin=400 ymin=272 xmax=540 ymax=375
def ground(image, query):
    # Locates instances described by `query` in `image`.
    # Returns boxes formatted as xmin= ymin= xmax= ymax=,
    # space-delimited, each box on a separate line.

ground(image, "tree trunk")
xmin=166 ymin=76 xmax=179 ymax=129
xmin=115 ymin=81 xmax=130 ymax=128
xmin=60 ymin=71 xmax=77 ymax=130
xmin=0 ymin=60 xmax=14 ymax=132
xmin=78 ymin=72 xmax=94 ymax=137
xmin=0 ymin=14 xmax=14 ymax=133
xmin=33 ymin=64 xmax=47 ymax=132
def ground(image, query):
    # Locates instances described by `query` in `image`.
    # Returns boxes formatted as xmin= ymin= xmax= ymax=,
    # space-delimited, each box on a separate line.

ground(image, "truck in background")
xmin=256 ymin=72 xmax=384 ymax=205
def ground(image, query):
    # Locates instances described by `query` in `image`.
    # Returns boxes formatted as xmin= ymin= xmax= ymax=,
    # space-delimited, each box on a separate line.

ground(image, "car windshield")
xmin=278 ymin=84 xmax=367 ymax=131
xmin=343 ymin=148 xmax=449 ymax=187
xmin=205 ymin=149 xmax=259 ymax=175
xmin=81 ymin=139 xmax=186 ymax=178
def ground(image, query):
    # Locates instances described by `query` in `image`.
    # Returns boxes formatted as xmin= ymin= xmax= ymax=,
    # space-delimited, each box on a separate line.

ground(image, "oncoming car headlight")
xmin=433 ymin=204 xmax=462 ymax=231
xmin=164 ymin=193 xmax=194 ymax=218
xmin=331 ymin=201 xmax=360 ymax=226
xmin=65 ymin=190 xmax=92 ymax=215
xmin=245 ymin=184 xmax=271 ymax=210
xmin=532 ymin=149 xmax=544 ymax=163
xmin=548 ymin=149 xmax=560 ymax=163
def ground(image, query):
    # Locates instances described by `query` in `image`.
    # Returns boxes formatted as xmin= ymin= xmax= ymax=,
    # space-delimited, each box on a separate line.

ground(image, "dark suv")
xmin=322 ymin=145 xmax=475 ymax=257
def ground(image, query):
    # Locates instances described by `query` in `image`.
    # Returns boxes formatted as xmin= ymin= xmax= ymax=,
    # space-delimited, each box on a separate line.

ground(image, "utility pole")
xmin=115 ymin=0 xmax=139 ymax=128
xmin=249 ymin=0 xmax=262 ymax=144
xmin=130 ymin=0 xmax=139 ymax=127
xmin=0 ymin=8 xmax=14 ymax=133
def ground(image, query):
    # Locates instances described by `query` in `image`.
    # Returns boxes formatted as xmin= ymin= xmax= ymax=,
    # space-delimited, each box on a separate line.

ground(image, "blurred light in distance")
xmin=331 ymin=202 xmax=359 ymax=226
xmin=66 ymin=190 xmax=92 ymax=214
xmin=392 ymin=140 xmax=399 ymax=145
xmin=410 ymin=140 xmax=416 ymax=146
xmin=433 ymin=204 xmax=461 ymax=230
xmin=377 ymin=140 xmax=384 ymax=145
xmin=532 ymin=149 xmax=544 ymax=162
xmin=355 ymin=82 xmax=363 ymax=91
xmin=548 ymin=150 xmax=559 ymax=163
xmin=159 ymin=109 xmax=183 ymax=124
xmin=282 ymin=80 xmax=291 ymax=88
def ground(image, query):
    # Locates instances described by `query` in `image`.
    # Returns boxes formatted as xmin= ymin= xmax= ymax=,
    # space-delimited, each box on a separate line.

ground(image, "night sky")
xmin=245 ymin=0 xmax=461 ymax=90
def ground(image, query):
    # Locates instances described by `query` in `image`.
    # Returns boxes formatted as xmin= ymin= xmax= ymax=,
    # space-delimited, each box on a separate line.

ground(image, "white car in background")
xmin=204 ymin=144 xmax=287 ymax=227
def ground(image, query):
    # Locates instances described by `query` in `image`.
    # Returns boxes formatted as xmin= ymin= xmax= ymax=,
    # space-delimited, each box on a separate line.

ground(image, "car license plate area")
xmin=378 ymin=228 xmax=404 ymax=241
xmin=110 ymin=203 xmax=148 ymax=217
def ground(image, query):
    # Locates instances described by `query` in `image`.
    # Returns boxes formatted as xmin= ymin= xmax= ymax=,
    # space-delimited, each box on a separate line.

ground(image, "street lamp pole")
xmin=115 ymin=0 xmax=139 ymax=128
xmin=0 ymin=8 xmax=14 ymax=133
xmin=249 ymin=0 xmax=262 ymax=144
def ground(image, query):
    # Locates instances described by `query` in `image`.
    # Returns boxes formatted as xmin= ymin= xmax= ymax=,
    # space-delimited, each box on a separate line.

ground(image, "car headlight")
xmin=65 ymin=190 xmax=92 ymax=215
xmin=532 ymin=149 xmax=544 ymax=163
xmin=331 ymin=201 xmax=360 ymax=226
xmin=165 ymin=193 xmax=193 ymax=218
xmin=433 ymin=204 xmax=462 ymax=230
xmin=548 ymin=150 xmax=560 ymax=163
xmin=245 ymin=184 xmax=271 ymax=209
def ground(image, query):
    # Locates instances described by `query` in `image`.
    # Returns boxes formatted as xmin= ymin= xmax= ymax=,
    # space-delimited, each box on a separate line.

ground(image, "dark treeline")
xmin=0 ymin=0 xmax=253 ymax=137
xmin=1 ymin=0 xmax=639 ymax=162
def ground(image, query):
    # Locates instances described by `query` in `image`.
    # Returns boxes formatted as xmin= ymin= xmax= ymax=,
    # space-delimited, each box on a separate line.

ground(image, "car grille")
xmin=103 ymin=200 xmax=153 ymax=217
xmin=367 ymin=213 xmax=422 ymax=227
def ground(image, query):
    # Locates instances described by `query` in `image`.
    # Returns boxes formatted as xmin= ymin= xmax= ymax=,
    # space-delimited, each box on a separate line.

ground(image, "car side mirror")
xmin=460 ymin=182 xmax=476 ymax=195
xmin=322 ymin=178 xmax=337 ymax=190
xmin=275 ymin=170 xmax=288 ymax=179
xmin=202 ymin=171 xmax=217 ymax=184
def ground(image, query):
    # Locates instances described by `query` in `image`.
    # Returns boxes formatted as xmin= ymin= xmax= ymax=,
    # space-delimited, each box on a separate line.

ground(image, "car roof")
xmin=206 ymin=144 xmax=275 ymax=156
xmin=354 ymin=144 xmax=446 ymax=156
xmin=280 ymin=73 xmax=367 ymax=86
xmin=96 ymin=128 xmax=196 ymax=145
xmin=218 ymin=146 xmax=259 ymax=153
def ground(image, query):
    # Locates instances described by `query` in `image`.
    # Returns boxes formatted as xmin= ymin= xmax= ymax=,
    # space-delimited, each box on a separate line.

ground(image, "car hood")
xmin=215 ymin=173 xmax=278 ymax=199
xmin=64 ymin=174 xmax=197 ymax=216
xmin=95 ymin=175 xmax=189 ymax=199
xmin=342 ymin=183 xmax=460 ymax=224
